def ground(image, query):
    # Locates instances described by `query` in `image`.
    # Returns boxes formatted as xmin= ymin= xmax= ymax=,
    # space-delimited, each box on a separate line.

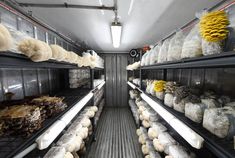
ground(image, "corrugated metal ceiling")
xmin=17 ymin=0 xmax=222 ymax=52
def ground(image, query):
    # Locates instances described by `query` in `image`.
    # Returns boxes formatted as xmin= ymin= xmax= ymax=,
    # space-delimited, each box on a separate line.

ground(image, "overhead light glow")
xmin=128 ymin=0 xmax=135 ymax=15
xmin=98 ymin=0 xmax=104 ymax=15
xmin=111 ymin=23 xmax=122 ymax=48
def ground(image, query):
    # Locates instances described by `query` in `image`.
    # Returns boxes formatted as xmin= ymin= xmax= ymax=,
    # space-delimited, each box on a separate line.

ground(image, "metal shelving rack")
xmin=0 ymin=89 xmax=91 ymax=158
xmin=0 ymin=1 xmax=106 ymax=158
xmin=0 ymin=52 xmax=105 ymax=70
xmin=141 ymin=51 xmax=235 ymax=70
xmin=128 ymin=80 xmax=235 ymax=158
xmin=126 ymin=1 xmax=235 ymax=157
xmin=0 ymin=61 xmax=105 ymax=158
xmin=143 ymin=93 xmax=235 ymax=158
xmin=128 ymin=52 xmax=235 ymax=158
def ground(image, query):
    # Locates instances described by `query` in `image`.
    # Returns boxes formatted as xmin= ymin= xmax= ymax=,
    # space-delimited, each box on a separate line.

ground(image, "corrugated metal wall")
xmin=0 ymin=68 xmax=66 ymax=101
xmin=103 ymin=54 xmax=129 ymax=107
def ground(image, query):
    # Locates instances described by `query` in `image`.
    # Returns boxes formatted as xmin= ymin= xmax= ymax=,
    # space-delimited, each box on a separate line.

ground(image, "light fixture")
xmin=128 ymin=0 xmax=135 ymax=15
xmin=60 ymin=92 xmax=93 ymax=125
xmin=111 ymin=22 xmax=122 ymax=48
xmin=127 ymin=81 xmax=136 ymax=89
xmin=140 ymin=93 xmax=204 ymax=149
xmin=36 ymin=120 xmax=66 ymax=150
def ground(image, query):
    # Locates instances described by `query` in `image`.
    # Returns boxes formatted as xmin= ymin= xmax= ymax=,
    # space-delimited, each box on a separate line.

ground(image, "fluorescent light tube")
xmin=60 ymin=92 xmax=93 ymax=125
xmin=36 ymin=120 xmax=66 ymax=150
xmin=14 ymin=143 xmax=37 ymax=158
xmin=140 ymin=93 xmax=204 ymax=149
xmin=97 ymin=81 xmax=105 ymax=90
xmin=127 ymin=81 xmax=136 ymax=89
xmin=141 ymin=93 xmax=174 ymax=122
xmin=170 ymin=118 xmax=204 ymax=149
xmin=111 ymin=23 xmax=122 ymax=48
xmin=128 ymin=0 xmax=135 ymax=15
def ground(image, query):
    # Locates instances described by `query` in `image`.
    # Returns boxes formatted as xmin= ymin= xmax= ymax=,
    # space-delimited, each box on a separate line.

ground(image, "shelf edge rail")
xmin=13 ymin=92 xmax=94 ymax=158
xmin=140 ymin=93 xmax=204 ymax=149
xmin=127 ymin=81 xmax=136 ymax=89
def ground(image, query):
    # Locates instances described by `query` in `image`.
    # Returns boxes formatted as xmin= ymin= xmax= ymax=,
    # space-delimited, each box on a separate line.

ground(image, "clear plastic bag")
xmin=141 ymin=53 xmax=147 ymax=66
xmin=146 ymin=80 xmax=153 ymax=94
xmin=64 ymin=152 xmax=74 ymax=158
xmin=153 ymin=138 xmax=164 ymax=152
xmin=150 ymin=82 xmax=156 ymax=96
xmin=185 ymin=102 xmax=208 ymax=123
xmin=129 ymin=90 xmax=138 ymax=99
xmin=181 ymin=24 xmax=202 ymax=58
xmin=164 ymin=93 xmax=174 ymax=107
xmin=149 ymin=44 xmax=160 ymax=65
xmin=142 ymin=144 xmax=149 ymax=155
xmin=148 ymin=150 xmax=162 ymax=158
xmin=7 ymin=27 xmax=30 ymax=53
xmin=56 ymin=134 xmax=77 ymax=152
xmin=167 ymin=31 xmax=184 ymax=61
xmin=82 ymin=52 xmax=93 ymax=67
xmin=142 ymin=120 xmax=151 ymax=128
xmin=156 ymin=91 xmax=165 ymax=100
xmin=168 ymin=145 xmax=196 ymax=158
xmin=202 ymin=39 xmax=222 ymax=56
xmin=158 ymin=132 xmax=177 ymax=154
xmin=203 ymin=106 xmax=235 ymax=138
xmin=138 ymin=131 xmax=148 ymax=145
xmin=44 ymin=147 xmax=66 ymax=158
xmin=173 ymin=97 xmax=187 ymax=113
xmin=142 ymin=109 xmax=158 ymax=122
xmin=158 ymin=39 xmax=170 ymax=63
xmin=145 ymin=51 xmax=151 ymax=66
xmin=148 ymin=122 xmax=167 ymax=140
xmin=67 ymin=122 xmax=83 ymax=135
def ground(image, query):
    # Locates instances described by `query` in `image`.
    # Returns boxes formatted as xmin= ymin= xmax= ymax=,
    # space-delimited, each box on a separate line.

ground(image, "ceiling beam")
xmin=18 ymin=2 xmax=115 ymax=11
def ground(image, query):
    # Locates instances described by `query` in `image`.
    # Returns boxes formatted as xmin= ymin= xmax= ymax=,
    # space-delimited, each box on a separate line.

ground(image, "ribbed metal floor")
xmin=85 ymin=107 xmax=143 ymax=158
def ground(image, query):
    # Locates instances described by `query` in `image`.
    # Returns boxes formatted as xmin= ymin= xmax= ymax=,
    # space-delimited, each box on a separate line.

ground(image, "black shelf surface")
xmin=127 ymin=69 xmax=140 ymax=71
xmin=0 ymin=52 xmax=103 ymax=69
xmin=0 ymin=88 xmax=91 ymax=158
xmin=92 ymin=67 xmax=104 ymax=71
xmin=141 ymin=91 xmax=235 ymax=158
xmin=0 ymin=52 xmax=79 ymax=69
xmin=141 ymin=51 xmax=235 ymax=69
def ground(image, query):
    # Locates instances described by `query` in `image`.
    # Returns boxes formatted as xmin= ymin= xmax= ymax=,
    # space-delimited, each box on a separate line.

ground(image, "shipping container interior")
xmin=0 ymin=0 xmax=235 ymax=158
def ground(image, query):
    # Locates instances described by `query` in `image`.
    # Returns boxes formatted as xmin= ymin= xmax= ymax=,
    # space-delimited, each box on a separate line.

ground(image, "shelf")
xmin=141 ymin=92 xmax=235 ymax=158
xmin=0 ymin=52 xmax=79 ymax=69
xmin=92 ymin=67 xmax=104 ymax=71
xmin=0 ymin=52 xmax=103 ymax=69
xmin=0 ymin=88 xmax=92 ymax=158
xmin=141 ymin=51 xmax=235 ymax=70
xmin=127 ymin=69 xmax=140 ymax=71
xmin=127 ymin=81 xmax=136 ymax=89
xmin=127 ymin=81 xmax=142 ymax=92
xmin=92 ymin=81 xmax=106 ymax=93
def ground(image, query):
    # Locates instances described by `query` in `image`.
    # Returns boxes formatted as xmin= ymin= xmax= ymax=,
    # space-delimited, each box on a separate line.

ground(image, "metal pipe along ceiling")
xmin=18 ymin=2 xmax=115 ymax=11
